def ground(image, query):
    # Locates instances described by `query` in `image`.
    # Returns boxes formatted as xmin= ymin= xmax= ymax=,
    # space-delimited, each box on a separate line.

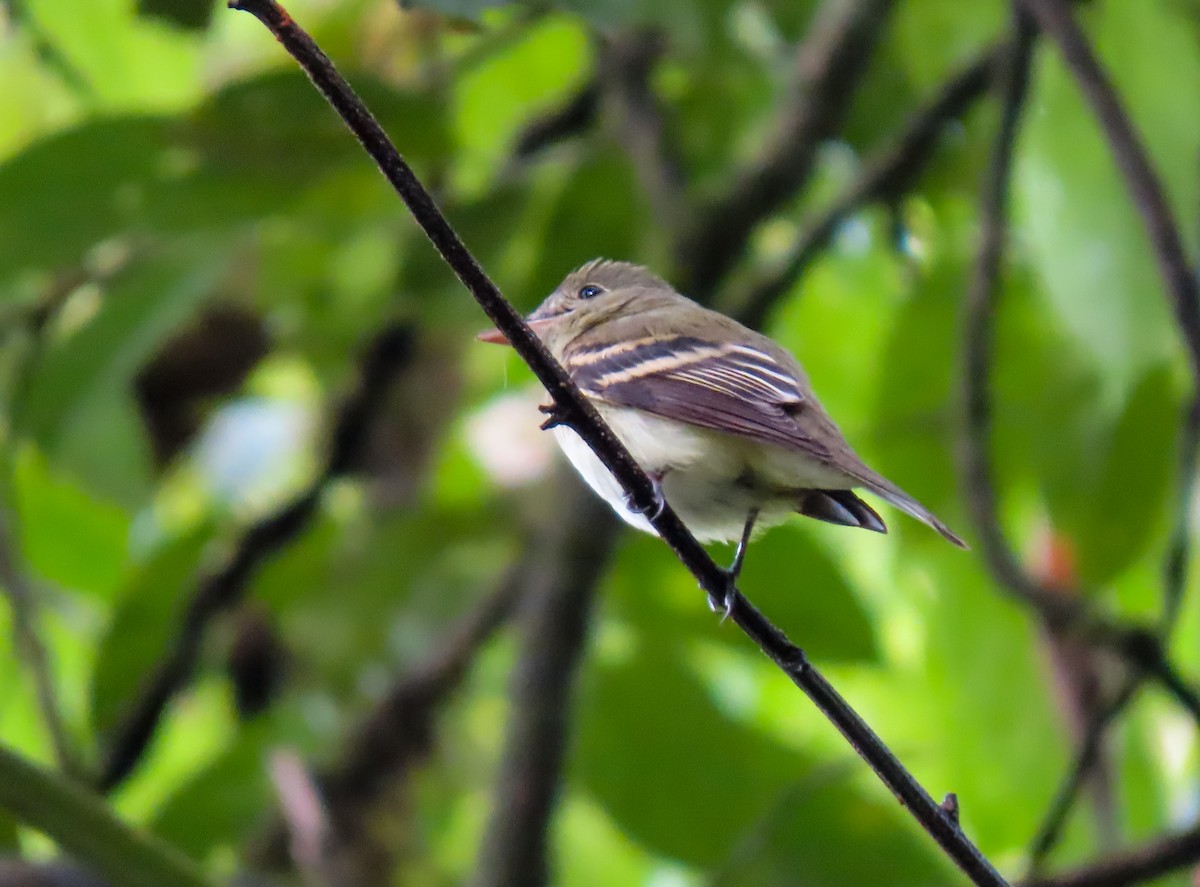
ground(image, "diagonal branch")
xmin=0 ymin=508 xmax=82 ymax=778
xmin=1016 ymin=0 xmax=1200 ymax=382
xmin=955 ymin=11 xmax=1200 ymax=719
xmin=966 ymin=4 xmax=1200 ymax=872
xmin=97 ymin=323 xmax=417 ymax=791
xmin=727 ymin=41 xmax=1005 ymax=328
xmin=1026 ymin=673 xmax=1140 ymax=869
xmin=227 ymin=4 xmax=1009 ymax=884
xmin=251 ymin=557 xmax=524 ymax=884
xmin=1020 ymin=819 xmax=1200 ymax=887
xmin=677 ymin=0 xmax=896 ymax=299
xmin=470 ymin=492 xmax=618 ymax=887
xmin=596 ymin=29 xmax=684 ymax=234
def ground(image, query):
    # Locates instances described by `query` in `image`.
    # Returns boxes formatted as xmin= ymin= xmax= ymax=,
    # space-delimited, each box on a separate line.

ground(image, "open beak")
xmin=476 ymin=315 xmax=558 ymax=345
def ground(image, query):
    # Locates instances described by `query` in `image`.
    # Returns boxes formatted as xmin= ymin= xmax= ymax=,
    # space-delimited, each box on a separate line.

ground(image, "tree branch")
xmin=727 ymin=41 xmax=1005 ymax=328
xmin=97 ymin=323 xmax=418 ymax=791
xmin=964 ymin=5 xmax=1200 ymax=874
xmin=1026 ymin=674 xmax=1140 ymax=869
xmin=0 ymin=743 xmax=214 ymax=887
xmin=470 ymin=492 xmax=618 ymax=887
xmin=227 ymin=3 xmax=1009 ymax=883
xmin=0 ymin=508 xmax=81 ymax=779
xmin=596 ymin=29 xmax=685 ymax=233
xmin=251 ymin=557 xmax=524 ymax=884
xmin=1016 ymin=0 xmax=1200 ymax=382
xmin=677 ymin=0 xmax=897 ymax=299
xmin=1021 ymin=820 xmax=1200 ymax=887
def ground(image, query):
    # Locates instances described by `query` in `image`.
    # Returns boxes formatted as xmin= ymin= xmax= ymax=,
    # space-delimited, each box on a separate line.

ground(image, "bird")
xmin=478 ymin=259 xmax=965 ymax=586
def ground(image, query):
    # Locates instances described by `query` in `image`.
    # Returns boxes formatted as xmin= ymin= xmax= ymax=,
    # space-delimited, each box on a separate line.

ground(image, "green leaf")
xmin=0 ymin=118 xmax=168 ymax=271
xmin=452 ymin=14 xmax=591 ymax=194
xmin=136 ymin=0 xmax=216 ymax=31
xmin=522 ymin=147 xmax=650 ymax=303
xmin=610 ymin=524 xmax=878 ymax=665
xmin=0 ymin=72 xmax=448 ymax=277
xmin=0 ymin=807 xmax=18 ymax=853
xmin=150 ymin=720 xmax=272 ymax=857
xmin=1015 ymin=1 xmax=1200 ymax=386
xmin=12 ymin=446 xmax=130 ymax=600
xmin=18 ymin=242 xmax=228 ymax=504
xmin=1075 ymin=364 xmax=1180 ymax=587
xmin=573 ymin=644 xmax=951 ymax=884
xmin=870 ymin=257 xmax=961 ymax=531
xmin=573 ymin=644 xmax=813 ymax=867
xmin=90 ymin=528 xmax=212 ymax=741
xmin=0 ymin=743 xmax=215 ymax=887
xmin=714 ymin=770 xmax=955 ymax=887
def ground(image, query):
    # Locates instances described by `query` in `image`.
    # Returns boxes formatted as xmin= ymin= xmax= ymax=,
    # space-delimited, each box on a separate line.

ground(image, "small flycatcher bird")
xmin=479 ymin=259 xmax=965 ymax=579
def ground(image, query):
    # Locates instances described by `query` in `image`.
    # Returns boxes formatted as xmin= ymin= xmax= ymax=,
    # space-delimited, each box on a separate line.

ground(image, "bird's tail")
xmin=852 ymin=470 xmax=967 ymax=548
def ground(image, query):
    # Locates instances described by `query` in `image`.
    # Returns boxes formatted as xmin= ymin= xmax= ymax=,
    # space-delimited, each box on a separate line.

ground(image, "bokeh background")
xmin=1 ymin=0 xmax=1199 ymax=885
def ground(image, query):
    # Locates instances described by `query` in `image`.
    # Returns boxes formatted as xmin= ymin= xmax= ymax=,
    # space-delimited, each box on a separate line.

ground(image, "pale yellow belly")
xmin=551 ymin=404 xmax=850 ymax=543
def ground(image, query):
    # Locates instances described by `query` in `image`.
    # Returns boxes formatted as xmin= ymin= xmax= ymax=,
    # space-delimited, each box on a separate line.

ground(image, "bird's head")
xmin=477 ymin=259 xmax=677 ymax=355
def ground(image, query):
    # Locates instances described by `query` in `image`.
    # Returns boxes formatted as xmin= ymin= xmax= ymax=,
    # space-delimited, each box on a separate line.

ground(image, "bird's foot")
xmin=709 ymin=510 xmax=758 ymax=623
xmin=623 ymin=472 xmax=666 ymax=521
xmin=538 ymin=401 xmax=570 ymax=430
xmin=707 ymin=581 xmax=737 ymax=622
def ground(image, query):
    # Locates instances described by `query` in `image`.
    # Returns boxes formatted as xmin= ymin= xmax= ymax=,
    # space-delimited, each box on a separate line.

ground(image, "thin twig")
xmin=227 ymin=4 xmax=1008 ymax=883
xmin=1031 ymin=393 xmax=1200 ymax=861
xmin=1021 ymin=819 xmax=1200 ymax=887
xmin=1016 ymin=0 xmax=1200 ymax=381
xmin=727 ymin=41 xmax=1004 ymax=328
xmin=97 ymin=323 xmax=418 ymax=791
xmin=967 ymin=3 xmax=1200 ymax=873
xmin=1160 ymin=394 xmax=1200 ymax=633
xmin=267 ymin=748 xmax=331 ymax=887
xmin=596 ymin=29 xmax=685 ymax=233
xmin=470 ymin=492 xmax=618 ymax=887
xmin=253 ymin=551 xmax=525 ymax=882
xmin=959 ymin=6 xmax=1051 ymax=618
xmin=1026 ymin=674 xmax=1140 ymax=869
xmin=0 ymin=509 xmax=81 ymax=778
xmin=677 ymin=0 xmax=896 ymax=298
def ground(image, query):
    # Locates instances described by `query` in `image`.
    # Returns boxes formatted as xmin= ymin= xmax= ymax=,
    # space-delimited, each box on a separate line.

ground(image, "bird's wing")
xmin=564 ymin=334 xmax=833 ymax=461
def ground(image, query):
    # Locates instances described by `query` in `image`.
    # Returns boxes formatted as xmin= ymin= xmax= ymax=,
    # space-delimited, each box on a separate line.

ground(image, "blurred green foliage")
xmin=0 ymin=0 xmax=1198 ymax=885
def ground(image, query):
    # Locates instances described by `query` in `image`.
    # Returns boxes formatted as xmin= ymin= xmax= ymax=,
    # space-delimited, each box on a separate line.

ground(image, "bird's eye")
xmin=577 ymin=284 xmax=604 ymax=300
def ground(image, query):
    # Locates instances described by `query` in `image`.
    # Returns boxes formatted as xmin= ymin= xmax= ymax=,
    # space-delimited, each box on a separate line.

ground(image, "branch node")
xmin=537 ymin=401 xmax=571 ymax=431
xmin=941 ymin=792 xmax=961 ymax=826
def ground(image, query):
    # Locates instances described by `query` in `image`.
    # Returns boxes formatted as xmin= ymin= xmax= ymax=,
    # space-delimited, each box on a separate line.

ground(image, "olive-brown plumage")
xmin=482 ymin=259 xmax=964 ymax=549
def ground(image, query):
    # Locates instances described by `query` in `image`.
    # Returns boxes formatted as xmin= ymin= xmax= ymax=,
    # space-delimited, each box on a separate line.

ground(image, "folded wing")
xmin=565 ymin=334 xmax=832 ymax=461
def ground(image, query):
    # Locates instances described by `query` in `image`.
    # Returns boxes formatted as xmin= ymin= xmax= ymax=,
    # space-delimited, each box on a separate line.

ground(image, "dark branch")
xmin=677 ymin=0 xmax=896 ymax=299
xmin=0 ymin=508 xmax=81 ymax=778
xmin=1016 ymin=0 xmax=1200 ymax=382
xmin=97 ymin=323 xmax=417 ymax=791
xmin=964 ymin=7 xmax=1200 ymax=875
xmin=252 ymin=561 xmax=523 ymax=883
xmin=511 ymin=81 xmax=599 ymax=161
xmin=728 ymin=41 xmax=1004 ymax=328
xmin=1027 ymin=674 xmax=1140 ymax=869
xmin=1021 ymin=820 xmax=1200 ymax=887
xmin=1160 ymin=394 xmax=1200 ymax=632
xmin=470 ymin=492 xmax=618 ymax=887
xmin=959 ymin=18 xmax=1059 ymax=621
xmin=227 ymin=4 xmax=1009 ymax=883
xmin=596 ymin=29 xmax=685 ymax=232
xmin=327 ymin=560 xmax=522 ymax=810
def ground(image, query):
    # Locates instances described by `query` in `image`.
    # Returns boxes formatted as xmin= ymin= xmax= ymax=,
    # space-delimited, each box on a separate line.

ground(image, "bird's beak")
xmin=476 ymin=326 xmax=510 ymax=344
xmin=476 ymin=314 xmax=560 ymax=345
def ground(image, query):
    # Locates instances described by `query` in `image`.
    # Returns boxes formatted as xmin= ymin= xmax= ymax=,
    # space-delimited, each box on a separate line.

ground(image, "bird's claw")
xmin=708 ymin=581 xmax=737 ymax=623
xmin=623 ymin=474 xmax=666 ymax=520
xmin=538 ymin=401 xmax=569 ymax=431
